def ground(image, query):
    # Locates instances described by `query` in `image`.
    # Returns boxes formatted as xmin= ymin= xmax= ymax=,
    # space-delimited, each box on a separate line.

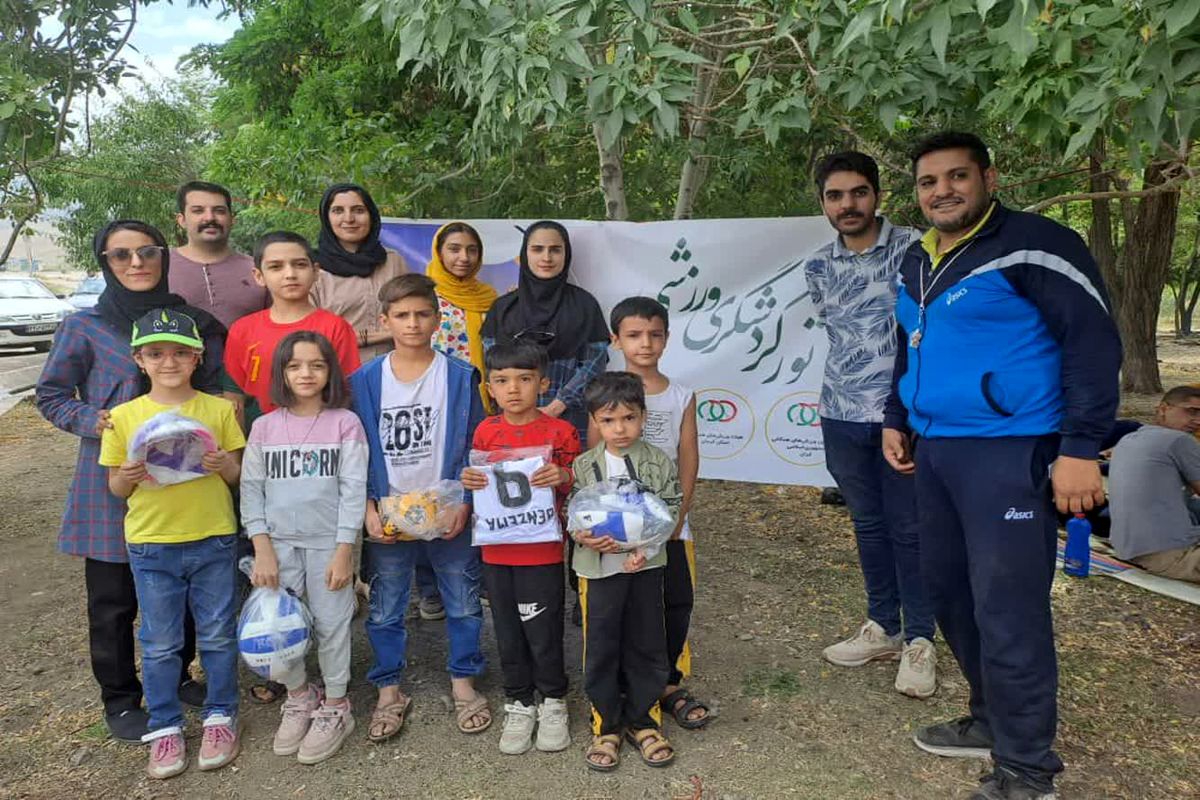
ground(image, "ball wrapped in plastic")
xmin=567 ymin=479 xmax=675 ymax=552
xmin=237 ymin=586 xmax=313 ymax=680
xmin=128 ymin=411 xmax=217 ymax=487
xmin=378 ymin=480 xmax=465 ymax=541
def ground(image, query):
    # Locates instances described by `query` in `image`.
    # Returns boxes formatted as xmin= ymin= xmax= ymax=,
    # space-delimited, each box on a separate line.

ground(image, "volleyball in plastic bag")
xmin=237 ymin=586 xmax=313 ymax=680
xmin=567 ymin=478 xmax=675 ymax=552
xmin=378 ymin=480 xmax=465 ymax=541
xmin=128 ymin=411 xmax=217 ymax=487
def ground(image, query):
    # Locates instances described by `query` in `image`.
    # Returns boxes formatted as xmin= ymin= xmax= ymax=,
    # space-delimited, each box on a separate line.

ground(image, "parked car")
xmin=67 ymin=274 xmax=106 ymax=310
xmin=0 ymin=275 xmax=76 ymax=352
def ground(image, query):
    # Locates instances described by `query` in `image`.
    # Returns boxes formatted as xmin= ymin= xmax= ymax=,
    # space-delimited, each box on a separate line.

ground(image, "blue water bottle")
xmin=1063 ymin=513 xmax=1092 ymax=577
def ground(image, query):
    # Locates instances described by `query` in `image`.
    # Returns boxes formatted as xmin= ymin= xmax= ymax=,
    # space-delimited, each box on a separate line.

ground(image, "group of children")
xmin=98 ymin=225 xmax=712 ymax=780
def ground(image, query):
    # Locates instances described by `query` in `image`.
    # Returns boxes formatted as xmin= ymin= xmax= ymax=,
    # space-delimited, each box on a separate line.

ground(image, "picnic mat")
xmin=1055 ymin=538 xmax=1200 ymax=607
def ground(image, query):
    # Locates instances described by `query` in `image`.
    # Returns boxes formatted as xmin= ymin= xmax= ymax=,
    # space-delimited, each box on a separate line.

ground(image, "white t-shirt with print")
xmin=380 ymin=352 xmax=448 ymax=494
xmin=642 ymin=380 xmax=693 ymax=541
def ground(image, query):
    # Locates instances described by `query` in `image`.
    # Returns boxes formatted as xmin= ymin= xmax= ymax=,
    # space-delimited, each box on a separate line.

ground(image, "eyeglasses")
xmin=102 ymin=246 xmax=166 ymax=266
xmin=513 ymin=328 xmax=556 ymax=345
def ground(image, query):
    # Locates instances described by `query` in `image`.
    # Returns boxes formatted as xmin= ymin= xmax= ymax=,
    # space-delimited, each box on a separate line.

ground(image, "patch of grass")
xmin=78 ymin=721 xmax=109 ymax=741
xmin=742 ymin=667 xmax=803 ymax=698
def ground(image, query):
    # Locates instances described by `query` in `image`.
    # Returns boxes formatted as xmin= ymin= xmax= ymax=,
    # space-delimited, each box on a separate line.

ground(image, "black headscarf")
xmin=316 ymin=183 xmax=390 ymax=278
xmin=480 ymin=221 xmax=609 ymax=360
xmin=94 ymin=219 xmax=227 ymax=391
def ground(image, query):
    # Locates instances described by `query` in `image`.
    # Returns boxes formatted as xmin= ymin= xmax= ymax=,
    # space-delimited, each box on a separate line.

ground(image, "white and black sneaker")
xmin=913 ymin=716 xmax=993 ymax=758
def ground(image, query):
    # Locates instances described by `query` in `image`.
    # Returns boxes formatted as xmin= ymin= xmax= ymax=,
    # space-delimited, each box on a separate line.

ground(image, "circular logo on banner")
xmin=694 ymin=388 xmax=755 ymax=460
xmin=766 ymin=391 xmax=825 ymax=466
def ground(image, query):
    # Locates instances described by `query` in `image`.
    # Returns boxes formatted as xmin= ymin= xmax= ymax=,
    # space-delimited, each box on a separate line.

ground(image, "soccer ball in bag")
xmin=574 ymin=508 xmax=645 ymax=544
xmin=237 ymin=589 xmax=311 ymax=680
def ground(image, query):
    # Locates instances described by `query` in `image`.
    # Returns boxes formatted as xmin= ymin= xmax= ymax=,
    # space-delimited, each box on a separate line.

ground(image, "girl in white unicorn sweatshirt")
xmin=240 ymin=330 xmax=368 ymax=765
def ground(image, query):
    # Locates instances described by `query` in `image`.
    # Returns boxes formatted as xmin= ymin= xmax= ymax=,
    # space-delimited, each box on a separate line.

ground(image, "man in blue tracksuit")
xmin=882 ymin=132 xmax=1122 ymax=800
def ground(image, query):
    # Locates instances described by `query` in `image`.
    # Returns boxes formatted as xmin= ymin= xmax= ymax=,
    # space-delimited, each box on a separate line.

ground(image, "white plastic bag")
xmin=566 ymin=478 xmax=675 ymax=553
xmin=128 ymin=410 xmax=217 ymax=487
xmin=237 ymin=585 xmax=313 ymax=680
xmin=468 ymin=446 xmax=561 ymax=546
xmin=377 ymin=479 xmax=465 ymax=541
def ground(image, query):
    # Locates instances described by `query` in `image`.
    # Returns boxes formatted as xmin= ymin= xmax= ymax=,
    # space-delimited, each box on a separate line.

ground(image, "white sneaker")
xmin=499 ymin=701 xmax=537 ymax=755
xmin=895 ymin=637 xmax=937 ymax=698
xmin=535 ymin=697 xmax=570 ymax=752
xmin=823 ymin=620 xmax=903 ymax=667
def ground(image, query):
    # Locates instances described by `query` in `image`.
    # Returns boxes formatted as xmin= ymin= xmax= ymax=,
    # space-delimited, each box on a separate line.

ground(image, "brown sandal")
xmin=368 ymin=696 xmax=412 ymax=742
xmin=625 ymin=727 xmax=675 ymax=767
xmin=454 ymin=694 xmax=492 ymax=734
xmin=585 ymin=733 xmax=622 ymax=772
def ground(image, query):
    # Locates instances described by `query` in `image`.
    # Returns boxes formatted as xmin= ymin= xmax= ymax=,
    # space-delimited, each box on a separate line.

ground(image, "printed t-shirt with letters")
xmin=99 ymin=392 xmax=246 ymax=544
xmin=380 ymin=352 xmax=448 ymax=493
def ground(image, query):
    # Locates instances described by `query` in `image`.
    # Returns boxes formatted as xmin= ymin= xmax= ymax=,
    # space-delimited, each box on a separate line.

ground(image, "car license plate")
xmin=25 ymin=323 xmax=56 ymax=334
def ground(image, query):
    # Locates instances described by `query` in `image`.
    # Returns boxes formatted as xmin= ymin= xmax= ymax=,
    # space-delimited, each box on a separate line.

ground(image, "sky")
xmin=116 ymin=3 xmax=242 ymax=91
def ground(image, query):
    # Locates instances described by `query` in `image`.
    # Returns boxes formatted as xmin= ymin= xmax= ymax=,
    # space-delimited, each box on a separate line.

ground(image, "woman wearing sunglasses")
xmin=480 ymin=220 xmax=609 ymax=443
xmin=36 ymin=220 xmax=226 ymax=745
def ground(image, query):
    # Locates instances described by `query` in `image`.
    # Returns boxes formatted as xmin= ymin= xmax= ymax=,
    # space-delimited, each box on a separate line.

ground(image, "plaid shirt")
xmin=35 ymin=308 xmax=226 ymax=563
xmin=482 ymin=338 xmax=608 ymax=441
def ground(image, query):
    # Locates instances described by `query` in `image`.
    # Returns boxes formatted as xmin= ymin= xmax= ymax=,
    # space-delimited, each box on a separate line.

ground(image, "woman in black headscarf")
xmin=311 ymin=183 xmax=408 ymax=362
xmin=480 ymin=220 xmax=610 ymax=441
xmin=35 ymin=219 xmax=227 ymax=744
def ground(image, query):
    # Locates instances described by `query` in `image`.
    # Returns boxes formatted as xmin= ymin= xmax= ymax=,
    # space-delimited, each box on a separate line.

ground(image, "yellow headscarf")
xmin=426 ymin=222 xmax=498 ymax=410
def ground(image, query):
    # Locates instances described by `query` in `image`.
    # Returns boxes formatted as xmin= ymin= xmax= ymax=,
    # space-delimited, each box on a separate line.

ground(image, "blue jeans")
xmin=127 ymin=534 xmax=239 ymax=732
xmin=821 ymin=418 xmax=935 ymax=642
xmin=364 ymin=534 xmax=484 ymax=686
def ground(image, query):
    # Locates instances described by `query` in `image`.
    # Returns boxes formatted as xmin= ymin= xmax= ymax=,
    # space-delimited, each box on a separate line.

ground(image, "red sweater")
xmin=472 ymin=412 xmax=580 ymax=566
xmin=225 ymin=308 xmax=360 ymax=413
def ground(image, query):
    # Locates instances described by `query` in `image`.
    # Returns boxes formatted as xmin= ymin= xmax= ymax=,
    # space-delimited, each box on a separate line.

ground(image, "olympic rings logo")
xmin=697 ymin=399 xmax=739 ymax=423
xmin=786 ymin=402 xmax=821 ymax=427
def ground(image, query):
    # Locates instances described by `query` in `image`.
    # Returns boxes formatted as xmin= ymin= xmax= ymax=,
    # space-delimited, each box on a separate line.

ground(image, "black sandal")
xmin=662 ymin=688 xmax=712 ymax=730
xmin=249 ymin=680 xmax=285 ymax=704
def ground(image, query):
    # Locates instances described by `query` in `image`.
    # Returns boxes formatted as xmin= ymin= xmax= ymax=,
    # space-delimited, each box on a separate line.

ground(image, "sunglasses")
xmin=103 ymin=245 xmax=166 ymax=266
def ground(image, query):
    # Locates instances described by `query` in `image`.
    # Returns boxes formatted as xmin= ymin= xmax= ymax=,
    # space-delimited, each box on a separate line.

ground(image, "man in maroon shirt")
xmin=170 ymin=181 xmax=269 ymax=330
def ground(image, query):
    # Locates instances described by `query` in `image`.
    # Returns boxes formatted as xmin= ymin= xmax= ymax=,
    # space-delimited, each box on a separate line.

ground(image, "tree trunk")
xmin=673 ymin=53 xmax=720 ymax=220
xmin=1087 ymin=146 xmax=1122 ymax=315
xmin=592 ymin=122 xmax=629 ymax=221
xmin=1117 ymin=160 xmax=1182 ymax=393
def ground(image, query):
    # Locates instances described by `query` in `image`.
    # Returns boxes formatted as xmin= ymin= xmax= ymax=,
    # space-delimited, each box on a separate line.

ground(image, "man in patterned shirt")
xmin=802 ymin=151 xmax=937 ymax=697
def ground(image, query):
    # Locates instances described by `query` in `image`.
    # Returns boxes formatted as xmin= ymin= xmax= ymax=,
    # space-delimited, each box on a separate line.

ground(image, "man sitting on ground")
xmin=1108 ymin=386 xmax=1200 ymax=583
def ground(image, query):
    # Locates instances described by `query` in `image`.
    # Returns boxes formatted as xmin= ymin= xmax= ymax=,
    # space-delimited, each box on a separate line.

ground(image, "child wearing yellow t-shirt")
xmin=99 ymin=309 xmax=245 ymax=781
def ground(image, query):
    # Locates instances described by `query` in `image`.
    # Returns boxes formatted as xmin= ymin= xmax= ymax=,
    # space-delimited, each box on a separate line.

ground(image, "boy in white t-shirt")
xmin=590 ymin=296 xmax=711 ymax=730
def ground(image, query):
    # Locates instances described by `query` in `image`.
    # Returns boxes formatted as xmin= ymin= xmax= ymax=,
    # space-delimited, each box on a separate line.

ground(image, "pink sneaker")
xmin=197 ymin=714 xmax=240 ymax=771
xmin=297 ymin=699 xmax=355 ymax=765
xmin=144 ymin=728 xmax=186 ymax=780
xmin=274 ymin=685 xmax=323 ymax=756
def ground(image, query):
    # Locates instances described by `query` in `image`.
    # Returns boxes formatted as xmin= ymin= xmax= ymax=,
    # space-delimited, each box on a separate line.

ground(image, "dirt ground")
xmin=0 ymin=340 xmax=1197 ymax=799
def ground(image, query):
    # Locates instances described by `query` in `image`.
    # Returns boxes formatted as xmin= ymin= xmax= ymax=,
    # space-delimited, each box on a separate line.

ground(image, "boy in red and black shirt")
xmin=461 ymin=341 xmax=579 ymax=756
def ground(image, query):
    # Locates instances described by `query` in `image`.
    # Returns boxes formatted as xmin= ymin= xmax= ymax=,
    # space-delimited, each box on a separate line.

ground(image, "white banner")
xmin=380 ymin=217 xmax=835 ymax=486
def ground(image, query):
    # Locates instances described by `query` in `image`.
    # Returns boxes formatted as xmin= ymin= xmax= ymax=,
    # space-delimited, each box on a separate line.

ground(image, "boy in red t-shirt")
xmin=460 ymin=340 xmax=579 ymax=756
xmin=225 ymin=232 xmax=360 ymax=416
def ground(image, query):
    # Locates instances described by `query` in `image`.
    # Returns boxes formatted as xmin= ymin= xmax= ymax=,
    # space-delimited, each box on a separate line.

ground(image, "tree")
xmin=1169 ymin=203 xmax=1200 ymax=337
xmin=359 ymin=0 xmax=855 ymax=220
xmin=1 ymin=0 xmax=239 ymax=266
xmin=818 ymin=0 xmax=1200 ymax=394
xmin=1 ymin=0 xmax=140 ymax=265
xmin=39 ymin=79 xmax=213 ymax=268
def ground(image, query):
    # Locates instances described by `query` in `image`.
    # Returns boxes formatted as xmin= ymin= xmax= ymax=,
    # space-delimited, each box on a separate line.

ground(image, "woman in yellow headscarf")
xmin=427 ymin=222 xmax=498 ymax=409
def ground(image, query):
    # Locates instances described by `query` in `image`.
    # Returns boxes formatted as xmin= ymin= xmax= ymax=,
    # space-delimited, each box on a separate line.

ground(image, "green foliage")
xmin=39 ymin=79 xmax=213 ymax=268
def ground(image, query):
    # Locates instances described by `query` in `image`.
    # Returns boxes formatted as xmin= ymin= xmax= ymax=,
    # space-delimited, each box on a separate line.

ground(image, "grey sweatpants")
xmin=274 ymin=541 xmax=355 ymax=698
